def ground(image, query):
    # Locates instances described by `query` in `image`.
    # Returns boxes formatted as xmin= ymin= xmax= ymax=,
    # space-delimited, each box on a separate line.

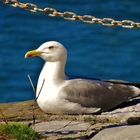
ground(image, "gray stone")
xmin=101 ymin=97 xmax=140 ymax=122
xmin=92 ymin=125 xmax=140 ymax=140
xmin=34 ymin=120 xmax=90 ymax=137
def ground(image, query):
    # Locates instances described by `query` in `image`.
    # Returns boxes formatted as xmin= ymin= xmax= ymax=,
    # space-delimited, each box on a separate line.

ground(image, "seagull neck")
xmin=42 ymin=61 xmax=65 ymax=84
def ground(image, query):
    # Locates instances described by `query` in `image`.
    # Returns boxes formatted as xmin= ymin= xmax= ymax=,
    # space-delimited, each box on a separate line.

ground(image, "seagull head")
xmin=25 ymin=41 xmax=67 ymax=62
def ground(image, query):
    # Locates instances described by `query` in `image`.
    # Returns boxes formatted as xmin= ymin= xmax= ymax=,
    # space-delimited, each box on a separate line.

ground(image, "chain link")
xmin=1 ymin=0 xmax=140 ymax=28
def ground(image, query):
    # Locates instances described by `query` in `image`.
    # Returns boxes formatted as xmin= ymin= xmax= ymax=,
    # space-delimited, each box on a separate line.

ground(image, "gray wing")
xmin=59 ymin=79 xmax=139 ymax=111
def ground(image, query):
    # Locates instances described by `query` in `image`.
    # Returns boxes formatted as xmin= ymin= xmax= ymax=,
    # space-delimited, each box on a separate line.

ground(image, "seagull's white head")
xmin=25 ymin=41 xmax=67 ymax=62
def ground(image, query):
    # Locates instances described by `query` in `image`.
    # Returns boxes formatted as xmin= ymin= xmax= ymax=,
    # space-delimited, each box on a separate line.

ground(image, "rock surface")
xmin=35 ymin=121 xmax=90 ymax=139
xmin=92 ymin=124 xmax=140 ymax=140
xmin=0 ymin=97 xmax=140 ymax=139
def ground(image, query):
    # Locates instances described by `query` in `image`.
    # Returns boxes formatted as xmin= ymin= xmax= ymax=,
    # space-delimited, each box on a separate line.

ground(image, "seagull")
xmin=25 ymin=41 xmax=140 ymax=114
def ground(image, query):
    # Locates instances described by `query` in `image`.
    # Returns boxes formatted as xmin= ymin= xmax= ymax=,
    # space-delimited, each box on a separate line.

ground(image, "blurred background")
xmin=0 ymin=0 xmax=140 ymax=103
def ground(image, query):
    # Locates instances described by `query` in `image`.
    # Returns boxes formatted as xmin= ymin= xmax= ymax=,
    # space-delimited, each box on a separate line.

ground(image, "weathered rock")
xmin=101 ymin=97 xmax=140 ymax=123
xmin=35 ymin=121 xmax=90 ymax=132
xmin=0 ymin=100 xmax=43 ymax=121
xmin=34 ymin=121 xmax=90 ymax=138
xmin=91 ymin=124 xmax=140 ymax=140
xmin=0 ymin=97 xmax=140 ymax=139
xmin=0 ymin=100 xmax=121 ymax=123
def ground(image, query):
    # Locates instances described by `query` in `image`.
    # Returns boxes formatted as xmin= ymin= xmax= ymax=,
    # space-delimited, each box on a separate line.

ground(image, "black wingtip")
xmin=130 ymin=82 xmax=140 ymax=89
xmin=104 ymin=80 xmax=140 ymax=89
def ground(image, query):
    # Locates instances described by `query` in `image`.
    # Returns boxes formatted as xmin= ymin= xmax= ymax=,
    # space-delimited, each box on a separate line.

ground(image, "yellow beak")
xmin=25 ymin=50 xmax=42 ymax=58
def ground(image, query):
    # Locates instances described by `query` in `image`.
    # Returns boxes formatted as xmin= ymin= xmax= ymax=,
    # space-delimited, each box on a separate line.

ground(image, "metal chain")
xmin=1 ymin=0 xmax=140 ymax=28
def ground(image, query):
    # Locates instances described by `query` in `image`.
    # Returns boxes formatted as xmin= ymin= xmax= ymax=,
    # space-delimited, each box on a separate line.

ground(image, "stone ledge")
xmin=0 ymin=98 xmax=140 ymax=139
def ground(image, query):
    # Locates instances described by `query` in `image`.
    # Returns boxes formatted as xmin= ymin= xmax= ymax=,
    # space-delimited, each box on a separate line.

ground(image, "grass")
xmin=0 ymin=123 xmax=39 ymax=140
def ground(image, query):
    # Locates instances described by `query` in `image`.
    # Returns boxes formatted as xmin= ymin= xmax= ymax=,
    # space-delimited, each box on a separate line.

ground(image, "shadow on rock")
xmin=109 ymin=97 xmax=140 ymax=111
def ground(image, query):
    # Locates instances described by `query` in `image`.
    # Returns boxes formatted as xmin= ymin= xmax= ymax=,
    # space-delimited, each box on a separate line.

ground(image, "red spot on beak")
xmin=28 ymin=54 xmax=33 ymax=57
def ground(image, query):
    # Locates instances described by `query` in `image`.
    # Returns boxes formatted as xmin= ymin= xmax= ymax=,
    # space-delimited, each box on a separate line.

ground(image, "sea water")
xmin=0 ymin=0 xmax=140 ymax=102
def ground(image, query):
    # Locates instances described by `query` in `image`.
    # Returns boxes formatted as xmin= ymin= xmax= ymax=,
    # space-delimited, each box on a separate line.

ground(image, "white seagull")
xmin=25 ymin=41 xmax=140 ymax=114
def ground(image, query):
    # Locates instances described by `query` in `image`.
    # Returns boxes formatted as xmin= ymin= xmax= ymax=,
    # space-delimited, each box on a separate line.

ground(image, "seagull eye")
xmin=48 ymin=46 xmax=54 ymax=50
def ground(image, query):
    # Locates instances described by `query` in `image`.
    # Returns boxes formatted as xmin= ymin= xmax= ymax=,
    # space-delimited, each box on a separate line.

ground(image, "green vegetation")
xmin=0 ymin=123 xmax=39 ymax=140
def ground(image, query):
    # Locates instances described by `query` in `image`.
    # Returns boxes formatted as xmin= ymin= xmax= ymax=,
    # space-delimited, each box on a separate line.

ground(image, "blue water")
xmin=0 ymin=0 xmax=140 ymax=103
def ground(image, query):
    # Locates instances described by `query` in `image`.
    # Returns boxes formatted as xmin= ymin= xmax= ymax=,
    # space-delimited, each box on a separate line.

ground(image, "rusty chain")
xmin=1 ymin=0 xmax=140 ymax=28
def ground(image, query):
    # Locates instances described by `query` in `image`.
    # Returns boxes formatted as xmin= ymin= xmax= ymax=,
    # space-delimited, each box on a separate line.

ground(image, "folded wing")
xmin=60 ymin=79 xmax=140 ymax=111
